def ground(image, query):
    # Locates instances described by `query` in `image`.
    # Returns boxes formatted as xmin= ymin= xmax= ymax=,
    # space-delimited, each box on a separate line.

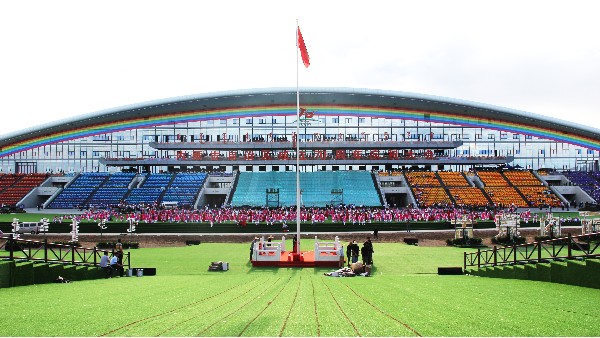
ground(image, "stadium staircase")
xmin=500 ymin=171 xmax=530 ymax=205
xmin=80 ymin=175 xmax=111 ymax=207
xmin=162 ymin=173 xmax=207 ymax=207
xmin=86 ymin=173 xmax=136 ymax=208
xmin=157 ymin=174 xmax=177 ymax=203
xmin=222 ymin=170 xmax=239 ymax=207
xmin=47 ymin=172 xmax=110 ymax=209
xmin=371 ymin=172 xmax=387 ymax=206
xmin=532 ymin=170 xmax=570 ymax=206
xmin=402 ymin=172 xmax=420 ymax=208
xmin=467 ymin=258 xmax=600 ymax=289
xmin=0 ymin=173 xmax=48 ymax=206
xmin=435 ymin=172 xmax=457 ymax=206
xmin=0 ymin=260 xmax=109 ymax=288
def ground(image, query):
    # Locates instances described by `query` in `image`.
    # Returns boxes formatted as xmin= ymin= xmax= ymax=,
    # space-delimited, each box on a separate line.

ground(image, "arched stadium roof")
xmin=1 ymin=87 xmax=600 ymax=156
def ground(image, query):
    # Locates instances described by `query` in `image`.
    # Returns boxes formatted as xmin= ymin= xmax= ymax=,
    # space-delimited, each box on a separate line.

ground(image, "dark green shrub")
xmin=446 ymin=237 xmax=483 ymax=247
xmin=491 ymin=235 xmax=526 ymax=246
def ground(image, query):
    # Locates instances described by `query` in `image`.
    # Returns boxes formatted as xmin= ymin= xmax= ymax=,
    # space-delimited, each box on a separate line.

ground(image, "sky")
xmin=1 ymin=0 xmax=599 ymax=137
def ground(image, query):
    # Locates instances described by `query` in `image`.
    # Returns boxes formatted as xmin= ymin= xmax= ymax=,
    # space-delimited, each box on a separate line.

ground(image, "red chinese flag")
xmin=297 ymin=26 xmax=310 ymax=68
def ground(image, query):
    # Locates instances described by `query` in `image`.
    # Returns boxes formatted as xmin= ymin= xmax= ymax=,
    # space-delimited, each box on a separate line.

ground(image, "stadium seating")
xmin=516 ymin=186 xmax=563 ymax=207
xmin=142 ymin=174 xmax=173 ymax=187
xmin=87 ymin=188 xmax=129 ymax=207
xmin=231 ymin=171 xmax=381 ymax=207
xmin=102 ymin=172 xmax=136 ymax=187
xmin=404 ymin=171 xmax=451 ymax=207
xmin=437 ymin=171 xmax=470 ymax=187
xmin=161 ymin=173 xmax=207 ymax=206
xmin=0 ymin=173 xmax=48 ymax=206
xmin=404 ymin=171 xmax=440 ymax=186
xmin=477 ymin=171 xmax=509 ymax=186
xmin=412 ymin=187 xmax=452 ymax=207
xmin=483 ymin=186 xmax=528 ymax=208
xmin=448 ymin=187 xmax=489 ymax=207
xmin=502 ymin=170 xmax=541 ymax=186
xmin=501 ymin=170 xmax=563 ymax=207
xmin=47 ymin=173 xmax=110 ymax=209
xmin=48 ymin=172 xmax=210 ymax=208
xmin=125 ymin=187 xmax=164 ymax=205
xmin=562 ymin=171 xmax=600 ymax=202
xmin=48 ymin=187 xmax=96 ymax=209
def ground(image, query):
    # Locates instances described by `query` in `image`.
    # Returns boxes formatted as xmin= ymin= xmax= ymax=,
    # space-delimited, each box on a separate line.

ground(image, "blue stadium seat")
xmin=231 ymin=171 xmax=381 ymax=207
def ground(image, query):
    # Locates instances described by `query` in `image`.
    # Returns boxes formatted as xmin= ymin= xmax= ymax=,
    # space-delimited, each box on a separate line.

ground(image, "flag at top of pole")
xmin=297 ymin=26 xmax=310 ymax=68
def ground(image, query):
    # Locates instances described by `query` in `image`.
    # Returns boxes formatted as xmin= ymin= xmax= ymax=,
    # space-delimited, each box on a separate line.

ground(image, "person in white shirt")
xmin=108 ymin=252 xmax=123 ymax=278
xmin=99 ymin=251 xmax=112 ymax=278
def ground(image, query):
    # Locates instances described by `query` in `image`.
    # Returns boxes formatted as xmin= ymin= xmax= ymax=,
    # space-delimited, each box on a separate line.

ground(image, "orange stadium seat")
xmin=484 ymin=186 xmax=528 ymax=208
xmin=502 ymin=170 xmax=541 ymax=186
xmin=437 ymin=171 xmax=470 ymax=187
xmin=476 ymin=171 xmax=509 ymax=187
xmin=412 ymin=187 xmax=452 ymax=207
xmin=449 ymin=187 xmax=489 ymax=207
xmin=404 ymin=171 xmax=441 ymax=186
xmin=517 ymin=186 xmax=563 ymax=208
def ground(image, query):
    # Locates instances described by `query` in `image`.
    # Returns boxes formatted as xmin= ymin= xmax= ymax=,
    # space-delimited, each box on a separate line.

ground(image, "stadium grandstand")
xmin=0 ymin=87 xmax=599 ymax=211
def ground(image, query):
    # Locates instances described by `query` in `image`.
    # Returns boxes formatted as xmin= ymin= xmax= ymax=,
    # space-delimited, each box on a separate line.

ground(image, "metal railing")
xmin=464 ymin=232 xmax=600 ymax=271
xmin=0 ymin=235 xmax=130 ymax=269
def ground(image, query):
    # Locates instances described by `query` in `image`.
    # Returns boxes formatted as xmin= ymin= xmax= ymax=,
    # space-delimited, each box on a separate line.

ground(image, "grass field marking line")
xmin=311 ymin=279 xmax=321 ymax=337
xmin=155 ymin=280 xmax=267 ymax=337
xmin=342 ymin=282 xmax=422 ymax=337
xmin=278 ymin=275 xmax=302 ymax=337
xmin=97 ymin=280 xmax=254 ymax=337
xmin=237 ymin=276 xmax=294 ymax=337
xmin=320 ymin=278 xmax=362 ymax=337
xmin=195 ymin=277 xmax=284 ymax=336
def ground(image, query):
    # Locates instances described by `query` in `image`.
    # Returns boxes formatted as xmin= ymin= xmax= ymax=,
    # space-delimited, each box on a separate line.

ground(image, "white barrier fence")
xmin=314 ymin=236 xmax=342 ymax=263
xmin=253 ymin=236 xmax=285 ymax=261
xmin=252 ymin=235 xmax=343 ymax=264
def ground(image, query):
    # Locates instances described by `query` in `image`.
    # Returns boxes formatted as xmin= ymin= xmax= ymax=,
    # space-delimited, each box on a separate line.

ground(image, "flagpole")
xmin=295 ymin=19 xmax=301 ymax=255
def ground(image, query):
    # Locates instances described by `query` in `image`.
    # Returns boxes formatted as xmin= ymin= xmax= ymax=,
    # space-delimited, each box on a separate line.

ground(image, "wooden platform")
xmin=251 ymin=250 xmax=341 ymax=268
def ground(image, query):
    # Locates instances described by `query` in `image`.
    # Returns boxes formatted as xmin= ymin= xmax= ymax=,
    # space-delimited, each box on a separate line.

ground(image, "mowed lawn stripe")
xmin=278 ymin=275 xmax=303 ymax=336
xmin=320 ymin=278 xmax=362 ymax=336
xmin=238 ymin=274 xmax=303 ymax=337
xmin=312 ymin=278 xmax=321 ymax=337
xmin=150 ymin=276 xmax=270 ymax=336
xmin=275 ymin=273 xmax=321 ymax=337
xmin=195 ymin=277 xmax=287 ymax=336
xmin=342 ymin=280 xmax=422 ymax=336
xmin=345 ymin=275 xmax=600 ymax=337
xmin=311 ymin=274 xmax=352 ymax=336
xmin=99 ymin=276 xmax=260 ymax=336
xmin=322 ymin=277 xmax=422 ymax=337
xmin=2 ymin=243 xmax=600 ymax=336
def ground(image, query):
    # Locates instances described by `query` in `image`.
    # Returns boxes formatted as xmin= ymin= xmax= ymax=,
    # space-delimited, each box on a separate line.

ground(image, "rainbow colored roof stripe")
xmin=1 ymin=106 xmax=598 ymax=157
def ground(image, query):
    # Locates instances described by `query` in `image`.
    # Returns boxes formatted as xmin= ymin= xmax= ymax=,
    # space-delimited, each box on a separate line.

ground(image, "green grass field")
xmin=1 ymin=241 xmax=599 ymax=336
